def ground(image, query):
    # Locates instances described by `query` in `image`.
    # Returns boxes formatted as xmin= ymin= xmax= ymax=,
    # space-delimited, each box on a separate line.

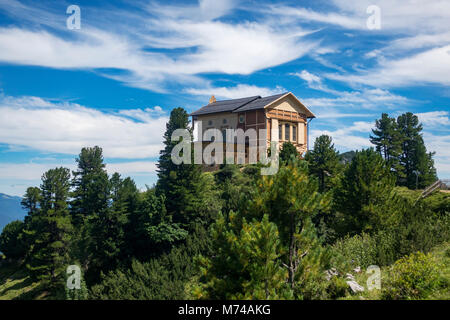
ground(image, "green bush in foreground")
xmin=382 ymin=252 xmax=443 ymax=300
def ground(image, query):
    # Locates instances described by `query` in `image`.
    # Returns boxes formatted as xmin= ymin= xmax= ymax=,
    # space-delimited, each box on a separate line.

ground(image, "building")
xmin=189 ymin=92 xmax=316 ymax=163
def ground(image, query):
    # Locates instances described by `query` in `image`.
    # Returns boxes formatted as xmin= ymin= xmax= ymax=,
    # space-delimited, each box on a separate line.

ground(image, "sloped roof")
xmin=189 ymin=96 xmax=260 ymax=116
xmin=232 ymin=93 xmax=287 ymax=112
xmin=189 ymin=92 xmax=315 ymax=118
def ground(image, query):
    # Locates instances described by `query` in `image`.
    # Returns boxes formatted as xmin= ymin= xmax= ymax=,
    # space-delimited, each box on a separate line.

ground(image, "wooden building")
xmin=189 ymin=92 xmax=316 ymax=162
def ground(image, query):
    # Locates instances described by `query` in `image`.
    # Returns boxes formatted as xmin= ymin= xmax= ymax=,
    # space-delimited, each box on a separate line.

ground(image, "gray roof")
xmin=189 ymin=96 xmax=260 ymax=116
xmin=233 ymin=93 xmax=287 ymax=112
xmin=190 ymin=93 xmax=289 ymax=116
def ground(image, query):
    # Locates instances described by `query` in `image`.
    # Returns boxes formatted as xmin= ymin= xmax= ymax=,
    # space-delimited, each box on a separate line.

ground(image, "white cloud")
xmin=423 ymin=132 xmax=450 ymax=179
xmin=292 ymin=70 xmax=321 ymax=84
xmin=0 ymin=1 xmax=318 ymax=92
xmin=185 ymin=84 xmax=285 ymax=99
xmin=327 ymin=45 xmax=450 ymax=87
xmin=310 ymin=121 xmax=374 ymax=151
xmin=330 ymin=0 xmax=450 ymax=34
xmin=303 ymin=88 xmax=409 ymax=109
xmin=417 ymin=111 xmax=450 ymax=127
xmin=0 ymin=95 xmax=168 ymax=158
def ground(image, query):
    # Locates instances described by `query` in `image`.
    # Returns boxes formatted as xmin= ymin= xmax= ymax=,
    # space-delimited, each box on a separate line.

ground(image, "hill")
xmin=0 ymin=193 xmax=26 ymax=232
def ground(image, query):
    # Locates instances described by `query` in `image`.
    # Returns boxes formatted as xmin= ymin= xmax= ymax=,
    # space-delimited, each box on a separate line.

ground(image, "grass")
xmin=0 ymin=262 xmax=50 ymax=300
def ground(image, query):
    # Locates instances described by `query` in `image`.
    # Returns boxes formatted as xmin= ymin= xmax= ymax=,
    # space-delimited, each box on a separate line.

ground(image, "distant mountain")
xmin=339 ymin=151 xmax=356 ymax=164
xmin=0 ymin=193 xmax=27 ymax=232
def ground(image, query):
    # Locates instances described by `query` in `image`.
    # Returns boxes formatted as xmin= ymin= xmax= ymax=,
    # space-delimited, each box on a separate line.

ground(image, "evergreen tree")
xmin=71 ymin=146 xmax=109 ymax=228
xmin=396 ymin=112 xmax=437 ymax=188
xmin=246 ymin=160 xmax=331 ymax=289
xmin=70 ymin=146 xmax=110 ymax=273
xmin=334 ymin=148 xmax=395 ymax=235
xmin=27 ymin=167 xmax=73 ymax=285
xmin=279 ymin=142 xmax=299 ymax=164
xmin=21 ymin=187 xmax=41 ymax=224
xmin=194 ymin=213 xmax=293 ymax=299
xmin=305 ymin=135 xmax=340 ymax=192
xmin=370 ymin=113 xmax=402 ymax=167
xmin=156 ymin=107 xmax=214 ymax=230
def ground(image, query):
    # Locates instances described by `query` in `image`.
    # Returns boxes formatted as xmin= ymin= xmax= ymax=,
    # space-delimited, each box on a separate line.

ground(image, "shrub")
xmin=332 ymin=233 xmax=378 ymax=269
xmin=382 ymin=252 xmax=443 ymax=300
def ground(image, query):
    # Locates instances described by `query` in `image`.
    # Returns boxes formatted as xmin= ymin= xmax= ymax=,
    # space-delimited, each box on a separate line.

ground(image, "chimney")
xmin=209 ymin=95 xmax=216 ymax=104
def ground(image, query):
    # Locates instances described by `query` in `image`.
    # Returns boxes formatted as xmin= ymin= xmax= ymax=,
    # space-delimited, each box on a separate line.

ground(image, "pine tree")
xmin=71 ymin=146 xmax=109 ymax=228
xmin=156 ymin=108 xmax=212 ymax=230
xmin=396 ymin=112 xmax=437 ymax=188
xmin=370 ymin=113 xmax=402 ymax=166
xmin=21 ymin=187 xmax=41 ymax=224
xmin=27 ymin=167 xmax=73 ymax=285
xmin=334 ymin=148 xmax=395 ymax=235
xmin=305 ymin=135 xmax=340 ymax=192
xmin=246 ymin=159 xmax=331 ymax=289
xmin=70 ymin=146 xmax=110 ymax=273
xmin=193 ymin=213 xmax=293 ymax=299
xmin=279 ymin=142 xmax=299 ymax=164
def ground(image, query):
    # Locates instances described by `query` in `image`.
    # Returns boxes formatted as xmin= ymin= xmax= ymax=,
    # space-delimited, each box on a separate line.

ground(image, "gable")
xmin=266 ymin=93 xmax=315 ymax=118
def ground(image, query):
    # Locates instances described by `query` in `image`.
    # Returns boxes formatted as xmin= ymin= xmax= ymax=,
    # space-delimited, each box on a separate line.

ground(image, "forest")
xmin=0 ymin=109 xmax=448 ymax=300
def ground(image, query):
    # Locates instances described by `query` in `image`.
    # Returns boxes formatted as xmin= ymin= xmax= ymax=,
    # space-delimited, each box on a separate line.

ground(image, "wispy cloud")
xmin=185 ymin=84 xmax=285 ymax=99
xmin=0 ymin=95 xmax=168 ymax=158
xmin=0 ymin=0 xmax=319 ymax=93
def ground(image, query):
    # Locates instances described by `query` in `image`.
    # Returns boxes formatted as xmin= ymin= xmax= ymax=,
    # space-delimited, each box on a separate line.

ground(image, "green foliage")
xmin=156 ymin=107 xmax=205 ymax=230
xmin=370 ymin=112 xmax=437 ymax=189
xmin=90 ymin=237 xmax=206 ymax=300
xmin=65 ymin=269 xmax=89 ymax=300
xmin=305 ymin=135 xmax=340 ymax=192
xmin=71 ymin=146 xmax=109 ymax=228
xmin=396 ymin=112 xmax=437 ymax=188
xmin=382 ymin=252 xmax=443 ymax=300
xmin=279 ymin=142 xmax=299 ymax=164
xmin=239 ymin=160 xmax=332 ymax=296
xmin=0 ymin=220 xmax=27 ymax=260
xmin=26 ymin=167 xmax=73 ymax=286
xmin=370 ymin=113 xmax=402 ymax=173
xmin=193 ymin=213 xmax=293 ymax=300
xmin=332 ymin=233 xmax=378 ymax=269
xmin=334 ymin=148 xmax=395 ymax=235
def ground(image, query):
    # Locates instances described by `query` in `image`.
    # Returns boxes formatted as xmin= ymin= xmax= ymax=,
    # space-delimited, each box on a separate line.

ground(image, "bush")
xmin=382 ymin=252 xmax=443 ymax=300
xmin=332 ymin=233 xmax=378 ymax=269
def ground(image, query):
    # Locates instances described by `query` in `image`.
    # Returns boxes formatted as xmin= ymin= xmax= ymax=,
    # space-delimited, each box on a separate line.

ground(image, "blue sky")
xmin=0 ymin=0 xmax=449 ymax=196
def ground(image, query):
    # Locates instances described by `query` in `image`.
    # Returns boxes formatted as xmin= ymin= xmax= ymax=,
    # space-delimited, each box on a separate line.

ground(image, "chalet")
xmin=189 ymin=92 xmax=316 ymax=163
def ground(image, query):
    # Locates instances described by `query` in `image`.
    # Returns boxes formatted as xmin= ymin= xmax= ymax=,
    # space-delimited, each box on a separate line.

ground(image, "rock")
xmin=353 ymin=266 xmax=361 ymax=273
xmin=347 ymin=280 xmax=365 ymax=293
xmin=325 ymin=268 xmax=339 ymax=281
xmin=345 ymin=273 xmax=355 ymax=281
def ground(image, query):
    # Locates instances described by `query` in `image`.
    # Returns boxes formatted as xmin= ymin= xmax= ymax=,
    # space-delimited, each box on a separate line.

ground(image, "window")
xmin=292 ymin=125 xmax=297 ymax=142
xmin=208 ymin=120 xmax=213 ymax=126
xmin=279 ymin=124 xmax=283 ymax=140
xmin=222 ymin=129 xmax=227 ymax=142
xmin=239 ymin=115 xmax=245 ymax=124
xmin=285 ymin=124 xmax=290 ymax=141
xmin=223 ymin=118 xmax=227 ymax=124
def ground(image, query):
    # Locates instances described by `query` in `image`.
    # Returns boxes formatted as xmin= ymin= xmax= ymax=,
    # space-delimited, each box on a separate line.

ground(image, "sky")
xmin=0 ymin=0 xmax=449 ymax=196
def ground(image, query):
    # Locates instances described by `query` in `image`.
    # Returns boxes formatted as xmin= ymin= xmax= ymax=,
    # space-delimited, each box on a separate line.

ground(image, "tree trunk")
xmin=288 ymin=211 xmax=295 ymax=288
